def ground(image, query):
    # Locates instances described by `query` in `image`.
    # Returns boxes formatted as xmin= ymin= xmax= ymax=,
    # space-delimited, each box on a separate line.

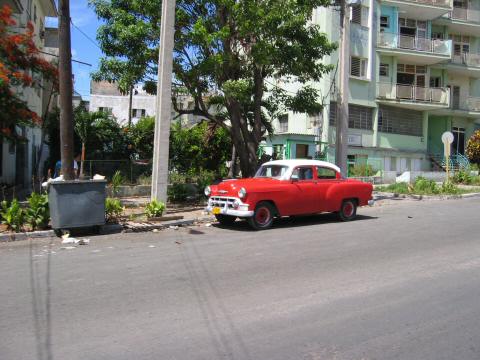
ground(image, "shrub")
xmin=466 ymin=130 xmax=480 ymax=164
xmin=441 ymin=181 xmax=460 ymax=194
xmin=1 ymin=199 xmax=25 ymax=232
xmin=137 ymin=175 xmax=151 ymax=185
xmin=377 ymin=182 xmax=409 ymax=194
xmin=145 ymin=200 xmax=166 ymax=218
xmin=111 ymin=170 xmax=125 ymax=197
xmin=413 ymin=176 xmax=440 ymax=195
xmin=26 ymin=193 xmax=50 ymax=230
xmin=350 ymin=163 xmax=376 ymax=177
xmin=452 ymin=170 xmax=473 ymax=185
xmin=168 ymin=183 xmax=189 ymax=202
xmin=196 ymin=169 xmax=216 ymax=191
xmin=105 ymin=198 xmax=123 ymax=222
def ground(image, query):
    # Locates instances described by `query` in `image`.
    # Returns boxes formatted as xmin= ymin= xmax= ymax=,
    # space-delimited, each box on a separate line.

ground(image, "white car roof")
xmin=261 ymin=159 xmax=340 ymax=173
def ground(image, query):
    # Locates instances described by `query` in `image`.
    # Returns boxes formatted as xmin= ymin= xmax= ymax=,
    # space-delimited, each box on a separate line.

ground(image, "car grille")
xmin=209 ymin=196 xmax=237 ymax=209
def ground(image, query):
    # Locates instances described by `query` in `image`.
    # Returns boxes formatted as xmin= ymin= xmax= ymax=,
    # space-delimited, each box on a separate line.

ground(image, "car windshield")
xmin=254 ymin=165 xmax=289 ymax=179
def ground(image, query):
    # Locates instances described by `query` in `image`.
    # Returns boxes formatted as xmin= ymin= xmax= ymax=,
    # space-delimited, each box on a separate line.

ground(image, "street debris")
xmin=148 ymin=245 xmax=156 ymax=248
xmin=169 ymin=225 xmax=179 ymax=230
xmin=60 ymin=246 xmax=76 ymax=250
xmin=205 ymin=223 xmax=212 ymax=227
xmin=61 ymin=237 xmax=90 ymax=245
xmin=175 ymin=241 xmax=182 ymax=245
xmin=152 ymin=229 xmax=159 ymax=233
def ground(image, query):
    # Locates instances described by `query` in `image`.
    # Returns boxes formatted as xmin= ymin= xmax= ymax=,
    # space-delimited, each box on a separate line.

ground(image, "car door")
xmin=288 ymin=166 xmax=319 ymax=214
xmin=315 ymin=166 xmax=340 ymax=212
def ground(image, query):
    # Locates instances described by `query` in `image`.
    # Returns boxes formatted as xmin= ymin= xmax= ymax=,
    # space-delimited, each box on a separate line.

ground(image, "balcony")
xmin=446 ymin=52 xmax=480 ymax=75
xmin=382 ymin=0 xmax=451 ymax=20
xmin=377 ymin=83 xmax=450 ymax=110
xmin=453 ymin=96 xmax=480 ymax=112
xmin=436 ymin=7 xmax=480 ymax=35
xmin=377 ymin=32 xmax=452 ymax=64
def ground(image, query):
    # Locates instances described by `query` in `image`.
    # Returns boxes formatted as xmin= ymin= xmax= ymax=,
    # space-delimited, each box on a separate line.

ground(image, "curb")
xmin=374 ymin=191 xmax=480 ymax=202
xmin=123 ymin=219 xmax=196 ymax=233
xmin=0 ymin=230 xmax=55 ymax=242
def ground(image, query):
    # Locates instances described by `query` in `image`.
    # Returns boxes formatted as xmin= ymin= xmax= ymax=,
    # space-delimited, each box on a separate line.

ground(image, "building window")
xmin=351 ymin=57 xmax=367 ymax=79
xmin=380 ymin=16 xmax=389 ymax=29
xmin=351 ymin=5 xmax=369 ymax=27
xmin=429 ymin=76 xmax=442 ymax=87
xmin=278 ymin=114 xmax=288 ymax=133
xmin=378 ymin=105 xmax=423 ymax=136
xmin=349 ymin=105 xmax=373 ymax=130
xmin=132 ymin=108 xmax=146 ymax=118
xmin=379 ymin=63 xmax=389 ymax=77
xmin=308 ymin=113 xmax=322 ymax=129
xmin=329 ymin=103 xmax=372 ymax=130
xmin=99 ymin=107 xmax=113 ymax=115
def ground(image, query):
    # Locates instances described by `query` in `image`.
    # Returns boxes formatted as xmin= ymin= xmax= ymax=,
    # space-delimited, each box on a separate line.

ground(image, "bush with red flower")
xmin=0 ymin=5 xmax=58 ymax=139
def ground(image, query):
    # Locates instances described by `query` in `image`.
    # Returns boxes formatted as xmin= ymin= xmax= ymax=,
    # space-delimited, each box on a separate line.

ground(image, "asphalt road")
xmin=1 ymin=198 xmax=480 ymax=360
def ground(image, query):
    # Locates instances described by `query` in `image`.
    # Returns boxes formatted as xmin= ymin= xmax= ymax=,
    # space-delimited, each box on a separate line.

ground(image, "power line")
xmin=70 ymin=19 xmax=102 ymax=51
xmin=38 ymin=50 xmax=92 ymax=66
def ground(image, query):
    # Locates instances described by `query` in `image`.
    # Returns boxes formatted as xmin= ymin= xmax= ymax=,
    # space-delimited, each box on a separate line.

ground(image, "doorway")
xmin=452 ymin=127 xmax=465 ymax=154
xmin=295 ymin=144 xmax=309 ymax=158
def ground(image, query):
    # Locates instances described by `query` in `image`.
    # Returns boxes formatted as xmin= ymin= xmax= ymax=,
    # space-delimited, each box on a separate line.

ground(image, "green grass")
xmin=376 ymin=177 xmax=480 ymax=196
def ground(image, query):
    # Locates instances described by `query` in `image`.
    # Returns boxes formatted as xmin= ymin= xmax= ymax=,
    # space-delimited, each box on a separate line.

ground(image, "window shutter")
xmin=351 ymin=6 xmax=362 ymax=24
xmin=351 ymin=57 xmax=361 ymax=77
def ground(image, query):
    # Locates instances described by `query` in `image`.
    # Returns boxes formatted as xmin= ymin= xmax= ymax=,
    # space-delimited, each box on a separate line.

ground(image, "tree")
xmin=0 ymin=5 xmax=58 ymax=139
xmin=90 ymin=0 xmax=336 ymax=176
xmin=74 ymin=107 xmax=110 ymax=177
xmin=128 ymin=116 xmax=155 ymax=160
xmin=169 ymin=120 xmax=231 ymax=176
xmin=466 ymin=130 xmax=480 ymax=165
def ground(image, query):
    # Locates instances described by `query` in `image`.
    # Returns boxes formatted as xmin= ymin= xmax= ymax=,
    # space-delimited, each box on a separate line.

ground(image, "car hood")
xmin=210 ymin=178 xmax=282 ymax=197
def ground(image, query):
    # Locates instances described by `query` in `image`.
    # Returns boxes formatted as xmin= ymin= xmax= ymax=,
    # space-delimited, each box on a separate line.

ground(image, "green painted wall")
xmin=378 ymin=133 xmax=426 ymax=151
xmin=428 ymin=116 xmax=449 ymax=153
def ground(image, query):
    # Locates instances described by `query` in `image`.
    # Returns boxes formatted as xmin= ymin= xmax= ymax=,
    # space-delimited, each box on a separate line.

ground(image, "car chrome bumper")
xmin=368 ymin=199 xmax=375 ymax=206
xmin=206 ymin=196 xmax=254 ymax=217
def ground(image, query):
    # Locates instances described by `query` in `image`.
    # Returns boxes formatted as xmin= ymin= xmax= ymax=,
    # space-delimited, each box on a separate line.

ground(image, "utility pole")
xmin=58 ymin=0 xmax=75 ymax=180
xmin=128 ymin=84 xmax=133 ymax=127
xmin=336 ymin=0 xmax=350 ymax=177
xmin=151 ymin=0 xmax=176 ymax=202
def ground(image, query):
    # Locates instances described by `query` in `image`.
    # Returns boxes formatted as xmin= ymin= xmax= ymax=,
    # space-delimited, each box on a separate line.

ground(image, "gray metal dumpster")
xmin=48 ymin=180 xmax=107 ymax=231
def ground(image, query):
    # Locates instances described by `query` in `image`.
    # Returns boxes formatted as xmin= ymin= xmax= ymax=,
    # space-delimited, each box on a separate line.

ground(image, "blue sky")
xmin=47 ymin=0 xmax=103 ymax=100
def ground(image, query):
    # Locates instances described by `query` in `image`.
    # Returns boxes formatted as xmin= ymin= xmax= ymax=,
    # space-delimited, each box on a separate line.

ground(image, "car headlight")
xmin=238 ymin=187 xmax=247 ymax=199
xmin=204 ymin=186 xmax=211 ymax=196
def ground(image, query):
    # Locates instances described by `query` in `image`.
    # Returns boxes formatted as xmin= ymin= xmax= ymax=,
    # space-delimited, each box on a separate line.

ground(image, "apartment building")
xmin=89 ymin=81 xmax=207 ymax=127
xmin=263 ymin=0 xmax=480 ymax=174
xmin=0 ymin=0 xmax=57 ymax=186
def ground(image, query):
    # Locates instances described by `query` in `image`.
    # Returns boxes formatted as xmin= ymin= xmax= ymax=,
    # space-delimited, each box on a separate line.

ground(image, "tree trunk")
xmin=80 ymin=141 xmax=86 ymax=178
xmin=228 ymin=145 xmax=236 ymax=178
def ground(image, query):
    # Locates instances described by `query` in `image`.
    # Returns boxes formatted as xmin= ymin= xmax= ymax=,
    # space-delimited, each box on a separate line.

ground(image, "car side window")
xmin=292 ymin=167 xmax=313 ymax=181
xmin=316 ymin=166 xmax=337 ymax=179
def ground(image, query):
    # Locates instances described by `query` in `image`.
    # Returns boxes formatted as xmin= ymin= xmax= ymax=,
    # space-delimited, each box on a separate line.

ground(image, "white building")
xmin=89 ymin=81 xmax=205 ymax=126
xmin=0 ymin=0 xmax=57 ymax=187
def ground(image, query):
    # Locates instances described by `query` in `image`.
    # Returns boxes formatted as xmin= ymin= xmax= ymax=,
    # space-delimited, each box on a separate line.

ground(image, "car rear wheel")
xmin=248 ymin=202 xmax=275 ymax=230
xmin=338 ymin=199 xmax=357 ymax=221
xmin=215 ymin=215 xmax=237 ymax=226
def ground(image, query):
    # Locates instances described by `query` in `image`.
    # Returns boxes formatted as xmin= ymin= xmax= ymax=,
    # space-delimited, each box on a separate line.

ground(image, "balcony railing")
xmin=453 ymin=97 xmax=480 ymax=112
xmin=450 ymin=7 xmax=480 ymax=23
xmin=451 ymin=52 xmax=480 ymax=67
xmin=377 ymin=32 xmax=452 ymax=56
xmin=389 ymin=0 xmax=451 ymax=7
xmin=377 ymin=83 xmax=450 ymax=105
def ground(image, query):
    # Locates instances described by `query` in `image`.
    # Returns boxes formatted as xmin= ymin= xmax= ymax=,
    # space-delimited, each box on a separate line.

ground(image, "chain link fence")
xmin=82 ymin=160 xmax=152 ymax=184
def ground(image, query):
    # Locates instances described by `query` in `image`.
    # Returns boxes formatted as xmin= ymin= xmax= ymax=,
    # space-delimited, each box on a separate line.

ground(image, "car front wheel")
xmin=215 ymin=214 xmax=237 ymax=226
xmin=338 ymin=199 xmax=357 ymax=221
xmin=248 ymin=202 xmax=275 ymax=230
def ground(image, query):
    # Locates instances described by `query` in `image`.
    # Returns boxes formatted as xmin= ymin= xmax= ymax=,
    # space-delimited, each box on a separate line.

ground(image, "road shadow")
xmin=213 ymin=213 xmax=378 ymax=232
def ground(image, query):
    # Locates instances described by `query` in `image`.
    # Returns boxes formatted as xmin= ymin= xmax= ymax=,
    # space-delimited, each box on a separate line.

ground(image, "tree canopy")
xmin=90 ymin=0 xmax=336 ymax=176
xmin=0 ymin=5 xmax=58 ymax=139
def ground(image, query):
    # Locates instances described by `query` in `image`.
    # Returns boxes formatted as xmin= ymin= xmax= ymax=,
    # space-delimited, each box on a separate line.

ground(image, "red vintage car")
xmin=205 ymin=159 xmax=373 ymax=230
